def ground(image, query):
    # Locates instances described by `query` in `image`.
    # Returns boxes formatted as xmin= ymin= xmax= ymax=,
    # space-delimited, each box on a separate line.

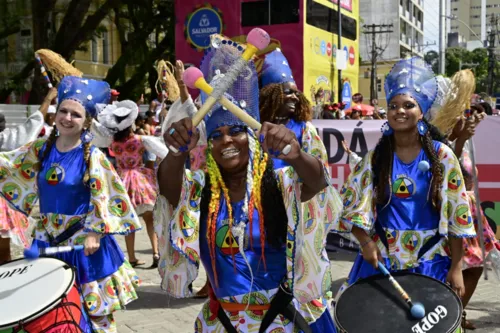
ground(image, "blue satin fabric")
xmin=346 ymin=253 xmax=450 ymax=285
xmin=272 ymin=119 xmax=305 ymax=169
xmin=376 ymin=141 xmax=442 ymax=231
xmin=38 ymin=143 xmax=91 ymax=216
xmin=199 ymin=198 xmax=287 ymax=299
xmin=308 ymin=310 xmax=338 ymax=333
xmin=32 ymin=235 xmax=124 ymax=285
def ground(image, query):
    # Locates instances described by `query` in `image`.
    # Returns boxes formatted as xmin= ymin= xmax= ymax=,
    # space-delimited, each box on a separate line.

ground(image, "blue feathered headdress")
xmin=57 ymin=76 xmax=111 ymax=118
xmin=384 ymin=57 xmax=438 ymax=115
xmin=260 ymin=48 xmax=295 ymax=88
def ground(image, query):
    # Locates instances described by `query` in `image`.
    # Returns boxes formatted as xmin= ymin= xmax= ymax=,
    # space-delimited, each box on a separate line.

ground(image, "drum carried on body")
xmin=335 ymin=272 xmax=463 ymax=333
xmin=0 ymin=258 xmax=91 ymax=333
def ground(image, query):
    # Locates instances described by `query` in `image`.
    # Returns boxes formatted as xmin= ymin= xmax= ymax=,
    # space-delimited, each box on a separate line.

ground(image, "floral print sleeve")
xmin=0 ymin=139 xmax=45 ymax=215
xmin=84 ymin=148 xmax=142 ymax=235
xmin=438 ymin=144 xmax=476 ymax=238
xmin=155 ymin=169 xmax=205 ymax=297
xmin=340 ymin=151 xmax=376 ymax=232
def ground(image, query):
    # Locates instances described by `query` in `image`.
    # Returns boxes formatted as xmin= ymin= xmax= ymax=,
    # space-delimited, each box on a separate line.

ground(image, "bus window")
xmin=306 ymin=0 xmax=357 ymax=41
xmin=242 ymin=0 xmax=300 ymax=27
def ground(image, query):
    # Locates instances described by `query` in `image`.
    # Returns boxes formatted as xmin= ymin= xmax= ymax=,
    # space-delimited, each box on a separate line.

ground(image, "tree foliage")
xmin=0 ymin=0 xmax=174 ymax=103
xmin=425 ymin=47 xmax=498 ymax=94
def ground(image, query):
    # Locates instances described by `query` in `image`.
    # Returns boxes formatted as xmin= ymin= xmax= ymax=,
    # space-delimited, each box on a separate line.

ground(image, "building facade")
xmin=0 ymin=0 xmax=124 ymax=102
xmin=360 ymin=0 xmax=424 ymax=62
xmin=450 ymin=0 xmax=500 ymax=44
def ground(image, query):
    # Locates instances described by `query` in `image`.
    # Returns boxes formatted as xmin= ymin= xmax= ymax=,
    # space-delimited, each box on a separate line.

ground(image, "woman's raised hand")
xmin=164 ymin=118 xmax=199 ymax=156
xmin=258 ymin=122 xmax=301 ymax=160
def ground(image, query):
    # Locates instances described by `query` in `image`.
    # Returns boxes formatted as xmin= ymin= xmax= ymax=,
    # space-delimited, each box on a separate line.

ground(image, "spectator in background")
xmin=480 ymin=101 xmax=493 ymax=116
xmin=143 ymin=111 xmax=156 ymax=136
xmin=110 ymin=89 xmax=120 ymax=103
xmin=350 ymin=109 xmax=361 ymax=120
xmin=0 ymin=113 xmax=5 ymax=132
xmin=352 ymin=92 xmax=363 ymax=104
xmin=135 ymin=113 xmax=147 ymax=135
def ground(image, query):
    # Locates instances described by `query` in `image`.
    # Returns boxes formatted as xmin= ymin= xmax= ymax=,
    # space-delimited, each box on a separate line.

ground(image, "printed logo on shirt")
xmin=216 ymin=224 xmax=240 ymax=255
xmin=20 ymin=162 xmax=36 ymax=181
xmin=342 ymin=187 xmax=357 ymax=208
xmin=179 ymin=207 xmax=196 ymax=239
xmin=447 ymin=168 xmax=463 ymax=192
xmin=45 ymin=164 xmax=65 ymax=185
xmin=392 ymin=176 xmax=415 ymax=199
xmin=89 ymin=176 xmax=104 ymax=196
xmin=401 ymin=231 xmax=421 ymax=254
xmin=455 ymin=204 xmax=472 ymax=228
xmin=84 ymin=292 xmax=102 ymax=315
xmin=0 ymin=167 xmax=10 ymax=182
xmin=2 ymin=182 xmax=21 ymax=202
xmin=22 ymin=193 xmax=37 ymax=211
xmin=108 ymin=196 xmax=129 ymax=217
xmin=361 ymin=170 xmax=372 ymax=190
xmin=303 ymin=201 xmax=317 ymax=234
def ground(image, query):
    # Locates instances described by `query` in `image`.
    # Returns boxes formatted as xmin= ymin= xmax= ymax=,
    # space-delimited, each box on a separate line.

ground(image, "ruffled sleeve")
xmin=276 ymin=165 xmax=342 ymax=304
xmin=0 ymin=111 xmax=44 ymax=152
xmin=0 ymin=139 xmax=44 ymax=215
xmin=141 ymin=136 xmax=169 ymax=160
xmin=89 ymin=119 xmax=113 ymax=148
xmin=339 ymin=151 xmax=376 ymax=232
xmin=161 ymin=97 xmax=207 ymax=146
xmin=154 ymin=169 xmax=205 ymax=297
xmin=438 ymin=144 xmax=476 ymax=238
xmin=348 ymin=152 xmax=363 ymax=171
xmin=84 ymin=147 xmax=142 ymax=235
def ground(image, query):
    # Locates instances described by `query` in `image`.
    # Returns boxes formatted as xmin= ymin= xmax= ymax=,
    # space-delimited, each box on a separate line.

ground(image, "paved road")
xmin=11 ymin=225 xmax=500 ymax=332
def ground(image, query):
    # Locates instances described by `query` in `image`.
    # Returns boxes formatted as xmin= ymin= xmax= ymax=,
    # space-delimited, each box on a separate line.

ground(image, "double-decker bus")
xmin=175 ymin=0 xmax=359 ymax=108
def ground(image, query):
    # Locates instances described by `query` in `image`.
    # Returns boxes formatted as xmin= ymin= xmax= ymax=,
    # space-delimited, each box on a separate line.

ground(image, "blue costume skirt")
xmin=308 ymin=309 xmax=337 ymax=333
xmin=31 ymin=235 xmax=124 ymax=284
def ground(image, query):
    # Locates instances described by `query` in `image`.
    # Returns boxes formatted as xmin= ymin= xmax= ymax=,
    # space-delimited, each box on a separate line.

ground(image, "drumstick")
xmin=24 ymin=244 xmax=84 ymax=260
xmin=183 ymin=67 xmax=292 ymax=156
xmin=378 ymin=262 xmax=426 ymax=319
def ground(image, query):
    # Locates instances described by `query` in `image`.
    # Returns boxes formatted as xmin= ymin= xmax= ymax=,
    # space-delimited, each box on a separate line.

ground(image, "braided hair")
xmin=199 ymin=137 xmax=287 ymax=286
xmin=372 ymin=118 xmax=444 ymax=210
xmin=259 ymin=83 xmax=312 ymax=123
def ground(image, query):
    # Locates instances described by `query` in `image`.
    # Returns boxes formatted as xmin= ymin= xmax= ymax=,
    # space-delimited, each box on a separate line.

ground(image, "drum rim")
xmin=0 ymin=257 xmax=76 ymax=329
xmin=334 ymin=271 xmax=463 ymax=333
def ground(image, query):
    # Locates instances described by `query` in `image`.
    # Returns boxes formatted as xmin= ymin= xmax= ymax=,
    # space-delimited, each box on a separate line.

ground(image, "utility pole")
xmin=487 ymin=14 xmax=498 ymax=96
xmin=439 ymin=0 xmax=446 ymax=74
xmin=338 ymin=1 xmax=343 ymax=103
xmin=363 ymin=24 xmax=394 ymax=102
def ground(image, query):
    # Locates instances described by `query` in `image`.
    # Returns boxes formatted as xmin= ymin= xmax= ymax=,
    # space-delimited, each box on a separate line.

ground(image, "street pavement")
xmin=11 ymin=223 xmax=500 ymax=332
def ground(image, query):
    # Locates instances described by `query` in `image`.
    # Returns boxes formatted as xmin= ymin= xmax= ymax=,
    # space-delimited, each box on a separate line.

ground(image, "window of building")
xmin=91 ymin=39 xmax=98 ymax=63
xmin=241 ymin=0 xmax=299 ymax=26
xmin=305 ymin=0 xmax=358 ymax=41
xmin=102 ymin=31 xmax=109 ymax=64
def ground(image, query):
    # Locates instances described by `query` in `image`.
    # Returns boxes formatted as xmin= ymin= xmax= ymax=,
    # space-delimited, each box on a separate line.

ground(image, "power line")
xmin=363 ymin=23 xmax=394 ymax=102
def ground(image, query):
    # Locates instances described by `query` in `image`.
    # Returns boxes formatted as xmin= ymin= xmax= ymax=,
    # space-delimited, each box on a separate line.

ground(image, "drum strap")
xmin=48 ymin=220 xmax=85 ymax=246
xmin=374 ymin=221 xmax=443 ymax=261
xmin=212 ymin=283 xmax=312 ymax=333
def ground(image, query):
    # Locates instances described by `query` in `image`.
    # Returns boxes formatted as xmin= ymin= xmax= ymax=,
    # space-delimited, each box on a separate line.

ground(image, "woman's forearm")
xmin=448 ymin=237 xmax=464 ymax=270
xmin=288 ymin=150 xmax=327 ymax=201
xmin=179 ymin=83 xmax=190 ymax=103
xmin=158 ymin=152 xmax=188 ymax=207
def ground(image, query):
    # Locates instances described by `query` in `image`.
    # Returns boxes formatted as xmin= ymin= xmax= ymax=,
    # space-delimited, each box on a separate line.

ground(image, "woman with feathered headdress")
xmin=335 ymin=57 xmax=476 ymax=299
xmin=155 ymin=40 xmax=342 ymax=332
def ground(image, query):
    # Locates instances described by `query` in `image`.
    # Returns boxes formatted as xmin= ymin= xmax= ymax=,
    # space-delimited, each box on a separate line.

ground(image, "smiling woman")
xmin=0 ymin=76 xmax=142 ymax=332
xmin=155 ymin=39 xmax=343 ymax=333
xmin=333 ymin=57 xmax=477 ymax=306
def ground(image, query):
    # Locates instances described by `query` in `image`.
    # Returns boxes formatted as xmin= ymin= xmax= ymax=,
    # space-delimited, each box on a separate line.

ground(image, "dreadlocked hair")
xmin=372 ymin=118 xmax=444 ymax=210
xmin=199 ymin=135 xmax=287 ymax=287
xmin=35 ymin=117 xmax=93 ymax=186
xmin=259 ymin=83 xmax=312 ymax=123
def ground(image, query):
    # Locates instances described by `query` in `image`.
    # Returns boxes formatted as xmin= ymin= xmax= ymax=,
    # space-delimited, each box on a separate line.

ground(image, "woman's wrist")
xmin=360 ymin=238 xmax=373 ymax=248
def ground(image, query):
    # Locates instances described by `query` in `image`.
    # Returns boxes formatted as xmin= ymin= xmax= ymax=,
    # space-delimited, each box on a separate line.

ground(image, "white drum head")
xmin=0 ymin=258 xmax=75 ymax=329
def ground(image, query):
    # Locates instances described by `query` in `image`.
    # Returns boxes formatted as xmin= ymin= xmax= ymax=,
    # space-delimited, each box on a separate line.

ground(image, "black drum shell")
xmin=334 ymin=272 xmax=462 ymax=333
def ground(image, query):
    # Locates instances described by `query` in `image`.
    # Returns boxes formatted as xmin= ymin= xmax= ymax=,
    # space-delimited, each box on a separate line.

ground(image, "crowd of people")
xmin=0 ymin=31 xmax=499 ymax=333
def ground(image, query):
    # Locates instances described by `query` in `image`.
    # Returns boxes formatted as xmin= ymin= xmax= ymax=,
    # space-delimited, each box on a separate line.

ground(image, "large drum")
xmin=0 ymin=258 xmax=90 ymax=333
xmin=335 ymin=272 xmax=462 ymax=333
